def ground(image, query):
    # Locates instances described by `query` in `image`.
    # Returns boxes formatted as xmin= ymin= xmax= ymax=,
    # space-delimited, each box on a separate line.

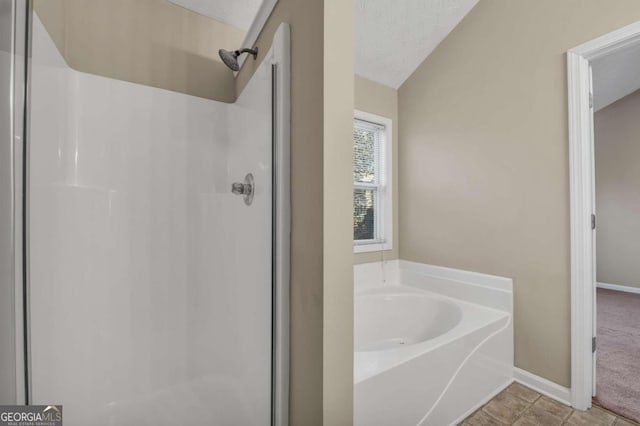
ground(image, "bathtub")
xmin=354 ymin=261 xmax=513 ymax=426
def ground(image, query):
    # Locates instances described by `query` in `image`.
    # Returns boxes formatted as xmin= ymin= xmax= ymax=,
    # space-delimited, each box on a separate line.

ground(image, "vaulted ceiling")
xmin=354 ymin=0 xmax=479 ymax=88
xmin=169 ymin=0 xmax=480 ymax=89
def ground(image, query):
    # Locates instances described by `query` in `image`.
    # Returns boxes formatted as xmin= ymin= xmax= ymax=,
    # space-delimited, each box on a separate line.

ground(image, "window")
xmin=353 ymin=110 xmax=392 ymax=253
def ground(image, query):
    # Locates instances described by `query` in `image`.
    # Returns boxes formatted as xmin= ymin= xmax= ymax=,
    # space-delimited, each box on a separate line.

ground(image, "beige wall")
xmin=322 ymin=1 xmax=353 ymax=424
xmin=353 ymin=76 xmax=399 ymax=265
xmin=398 ymin=0 xmax=640 ymax=387
xmin=236 ymin=1 xmax=353 ymax=425
xmin=595 ymin=90 xmax=640 ymax=289
xmin=34 ymin=0 xmax=243 ymax=102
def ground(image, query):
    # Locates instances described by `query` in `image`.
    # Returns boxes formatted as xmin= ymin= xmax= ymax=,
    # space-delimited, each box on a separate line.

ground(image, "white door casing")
xmin=568 ymin=20 xmax=640 ymax=410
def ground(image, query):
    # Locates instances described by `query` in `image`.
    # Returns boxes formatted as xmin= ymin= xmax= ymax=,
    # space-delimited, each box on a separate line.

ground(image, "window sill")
xmin=354 ymin=242 xmax=392 ymax=254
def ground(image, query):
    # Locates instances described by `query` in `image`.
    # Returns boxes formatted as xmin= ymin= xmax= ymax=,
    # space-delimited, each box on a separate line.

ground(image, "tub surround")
xmin=354 ymin=260 xmax=513 ymax=425
xmin=400 ymin=261 xmax=513 ymax=313
xmin=353 ymin=260 xmax=400 ymax=292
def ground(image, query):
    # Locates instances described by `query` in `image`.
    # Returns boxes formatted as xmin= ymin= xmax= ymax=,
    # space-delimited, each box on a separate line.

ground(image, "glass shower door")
xmin=0 ymin=0 xmax=26 ymax=406
xmin=0 ymin=0 xmax=17 ymax=404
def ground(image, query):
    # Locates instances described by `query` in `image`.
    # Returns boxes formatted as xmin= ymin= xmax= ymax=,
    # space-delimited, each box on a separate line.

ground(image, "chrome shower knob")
xmin=232 ymin=182 xmax=251 ymax=195
xmin=231 ymin=173 xmax=255 ymax=205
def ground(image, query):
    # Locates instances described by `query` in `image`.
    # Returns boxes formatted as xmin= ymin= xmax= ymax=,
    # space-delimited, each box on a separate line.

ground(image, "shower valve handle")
xmin=231 ymin=173 xmax=255 ymax=206
xmin=232 ymin=182 xmax=252 ymax=195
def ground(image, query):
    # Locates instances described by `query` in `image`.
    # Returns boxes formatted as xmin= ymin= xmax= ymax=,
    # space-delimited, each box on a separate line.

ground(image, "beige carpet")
xmin=594 ymin=288 xmax=640 ymax=423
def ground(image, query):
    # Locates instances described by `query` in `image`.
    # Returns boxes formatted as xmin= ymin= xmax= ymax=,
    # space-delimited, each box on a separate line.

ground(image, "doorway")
xmin=568 ymin=21 xmax=640 ymax=421
xmin=591 ymin=65 xmax=640 ymax=421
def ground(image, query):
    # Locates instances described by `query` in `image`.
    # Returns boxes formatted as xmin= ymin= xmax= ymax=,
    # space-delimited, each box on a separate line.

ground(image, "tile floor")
xmin=460 ymin=382 xmax=638 ymax=426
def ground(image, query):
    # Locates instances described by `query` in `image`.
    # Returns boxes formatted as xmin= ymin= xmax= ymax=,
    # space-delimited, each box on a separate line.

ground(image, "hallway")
xmin=594 ymin=288 xmax=640 ymax=423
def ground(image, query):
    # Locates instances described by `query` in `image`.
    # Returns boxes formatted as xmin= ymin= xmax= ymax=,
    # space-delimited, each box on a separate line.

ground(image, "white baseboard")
xmin=448 ymin=379 xmax=512 ymax=426
xmin=513 ymin=368 xmax=571 ymax=406
xmin=596 ymin=282 xmax=640 ymax=295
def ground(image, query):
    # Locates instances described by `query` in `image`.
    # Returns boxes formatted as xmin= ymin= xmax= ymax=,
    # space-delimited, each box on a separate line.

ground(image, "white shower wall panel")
xmin=186 ymin=39 xmax=273 ymax=424
xmin=29 ymin=15 xmax=272 ymax=426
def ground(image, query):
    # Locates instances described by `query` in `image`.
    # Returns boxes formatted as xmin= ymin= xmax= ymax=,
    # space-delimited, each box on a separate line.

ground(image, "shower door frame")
xmin=2 ymin=0 xmax=30 ymax=406
xmin=267 ymin=23 xmax=291 ymax=426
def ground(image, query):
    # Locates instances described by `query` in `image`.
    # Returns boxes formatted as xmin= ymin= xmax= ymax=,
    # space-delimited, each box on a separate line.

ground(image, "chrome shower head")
xmin=219 ymin=49 xmax=240 ymax=71
xmin=218 ymin=47 xmax=259 ymax=72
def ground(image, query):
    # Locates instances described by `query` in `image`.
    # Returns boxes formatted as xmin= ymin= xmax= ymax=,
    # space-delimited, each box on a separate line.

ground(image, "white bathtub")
xmin=355 ymin=288 xmax=462 ymax=352
xmin=354 ymin=261 xmax=513 ymax=426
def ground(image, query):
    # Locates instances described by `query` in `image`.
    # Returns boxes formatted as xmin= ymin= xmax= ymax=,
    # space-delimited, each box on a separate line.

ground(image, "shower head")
xmin=218 ymin=47 xmax=259 ymax=72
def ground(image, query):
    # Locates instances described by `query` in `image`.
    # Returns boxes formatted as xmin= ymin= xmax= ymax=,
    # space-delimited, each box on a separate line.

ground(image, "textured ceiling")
xmin=592 ymin=44 xmax=640 ymax=111
xmin=355 ymin=0 xmax=479 ymax=89
xmin=167 ymin=0 xmax=263 ymax=31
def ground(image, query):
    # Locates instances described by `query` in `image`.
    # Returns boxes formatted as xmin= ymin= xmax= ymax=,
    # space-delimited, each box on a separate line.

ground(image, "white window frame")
xmin=353 ymin=110 xmax=393 ymax=254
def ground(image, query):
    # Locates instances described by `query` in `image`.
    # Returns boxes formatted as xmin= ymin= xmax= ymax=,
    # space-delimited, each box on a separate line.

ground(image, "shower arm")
xmin=235 ymin=48 xmax=259 ymax=59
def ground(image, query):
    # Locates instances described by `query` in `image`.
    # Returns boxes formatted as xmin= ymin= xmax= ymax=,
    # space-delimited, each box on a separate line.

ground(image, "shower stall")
xmin=1 ymin=1 xmax=290 ymax=425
